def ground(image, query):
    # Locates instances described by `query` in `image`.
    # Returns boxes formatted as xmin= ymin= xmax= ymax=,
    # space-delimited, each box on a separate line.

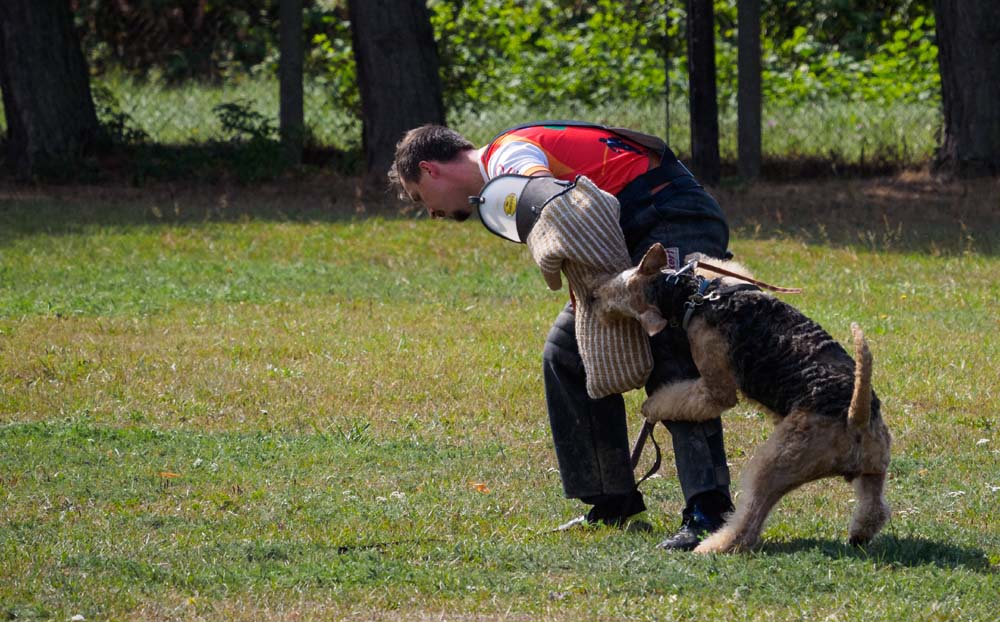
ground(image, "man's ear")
xmin=638 ymin=308 xmax=668 ymax=336
xmin=637 ymin=243 xmax=668 ymax=276
xmin=419 ymin=160 xmax=439 ymax=178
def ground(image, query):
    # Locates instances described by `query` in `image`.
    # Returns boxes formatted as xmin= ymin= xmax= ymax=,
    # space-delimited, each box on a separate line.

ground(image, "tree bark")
xmin=737 ymin=0 xmax=761 ymax=180
xmin=686 ymin=0 xmax=721 ymax=184
xmin=279 ymin=0 xmax=304 ymax=165
xmin=934 ymin=0 xmax=1000 ymax=177
xmin=0 ymin=0 xmax=101 ymax=179
xmin=349 ymin=0 xmax=445 ymax=188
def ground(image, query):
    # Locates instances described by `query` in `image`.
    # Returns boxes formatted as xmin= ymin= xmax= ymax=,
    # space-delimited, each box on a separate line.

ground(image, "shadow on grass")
xmin=714 ymin=171 xmax=1000 ymax=255
xmin=2 ymin=167 xmax=998 ymax=255
xmin=760 ymin=535 xmax=996 ymax=573
xmin=0 ymin=168 xmax=417 ymax=246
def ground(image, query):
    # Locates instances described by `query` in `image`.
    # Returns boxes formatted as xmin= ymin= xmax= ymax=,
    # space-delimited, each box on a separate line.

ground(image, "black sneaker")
xmin=657 ymin=492 xmax=732 ymax=551
xmin=555 ymin=489 xmax=650 ymax=532
xmin=554 ymin=514 xmax=653 ymax=533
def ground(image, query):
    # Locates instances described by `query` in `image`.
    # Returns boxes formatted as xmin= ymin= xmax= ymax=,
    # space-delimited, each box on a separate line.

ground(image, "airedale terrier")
xmin=593 ymin=243 xmax=891 ymax=553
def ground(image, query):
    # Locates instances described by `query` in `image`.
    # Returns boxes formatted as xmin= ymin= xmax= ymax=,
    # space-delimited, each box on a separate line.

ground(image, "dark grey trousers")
xmin=542 ymin=177 xmax=732 ymax=504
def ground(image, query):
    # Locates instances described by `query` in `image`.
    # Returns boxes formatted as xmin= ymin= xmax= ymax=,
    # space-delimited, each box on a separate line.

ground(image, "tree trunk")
xmin=349 ymin=0 xmax=445 ymax=188
xmin=934 ymin=1 xmax=1000 ymax=177
xmin=0 ymin=0 xmax=101 ymax=179
xmin=686 ymin=0 xmax=721 ymax=184
xmin=737 ymin=0 xmax=761 ymax=180
xmin=279 ymin=0 xmax=304 ymax=165
xmin=660 ymin=11 xmax=672 ymax=148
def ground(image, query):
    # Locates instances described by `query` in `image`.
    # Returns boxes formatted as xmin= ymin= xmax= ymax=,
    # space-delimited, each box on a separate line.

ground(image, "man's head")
xmin=389 ymin=125 xmax=481 ymax=221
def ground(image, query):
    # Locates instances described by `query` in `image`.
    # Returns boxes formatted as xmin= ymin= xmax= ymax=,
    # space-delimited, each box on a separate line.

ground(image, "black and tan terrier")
xmin=594 ymin=243 xmax=891 ymax=553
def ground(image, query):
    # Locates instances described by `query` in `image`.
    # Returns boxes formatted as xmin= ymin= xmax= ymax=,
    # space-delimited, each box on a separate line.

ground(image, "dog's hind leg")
xmin=693 ymin=435 xmax=793 ymax=553
xmin=695 ymin=411 xmax=841 ymax=553
xmin=848 ymin=471 xmax=890 ymax=546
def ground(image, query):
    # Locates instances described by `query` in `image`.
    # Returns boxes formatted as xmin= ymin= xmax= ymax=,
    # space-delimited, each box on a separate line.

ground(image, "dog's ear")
xmin=638 ymin=307 xmax=668 ymax=336
xmin=637 ymin=243 xmax=668 ymax=276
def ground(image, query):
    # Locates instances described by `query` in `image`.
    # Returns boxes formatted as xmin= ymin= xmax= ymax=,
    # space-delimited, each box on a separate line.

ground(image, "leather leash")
xmin=630 ymin=420 xmax=662 ymax=487
xmin=695 ymin=259 xmax=803 ymax=294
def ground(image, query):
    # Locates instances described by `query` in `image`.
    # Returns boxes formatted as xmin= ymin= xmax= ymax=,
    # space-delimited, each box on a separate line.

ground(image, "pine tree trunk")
xmin=934 ymin=0 xmax=1000 ymax=177
xmin=686 ymin=0 xmax=721 ymax=184
xmin=349 ymin=0 xmax=445 ymax=188
xmin=0 ymin=0 xmax=101 ymax=179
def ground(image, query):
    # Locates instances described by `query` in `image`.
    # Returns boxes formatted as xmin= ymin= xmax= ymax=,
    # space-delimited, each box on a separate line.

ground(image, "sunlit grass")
xmin=1 ymin=181 xmax=997 ymax=620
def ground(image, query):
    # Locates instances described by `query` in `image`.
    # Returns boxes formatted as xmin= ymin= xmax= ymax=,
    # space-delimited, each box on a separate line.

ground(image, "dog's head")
xmin=593 ymin=243 xmax=674 ymax=336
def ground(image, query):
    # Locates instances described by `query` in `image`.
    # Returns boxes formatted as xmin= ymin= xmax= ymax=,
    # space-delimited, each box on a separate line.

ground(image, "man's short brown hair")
xmin=388 ymin=125 xmax=475 ymax=196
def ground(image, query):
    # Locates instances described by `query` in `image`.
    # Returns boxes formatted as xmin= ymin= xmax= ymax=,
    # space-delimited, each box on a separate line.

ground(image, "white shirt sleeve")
xmin=485 ymin=141 xmax=550 ymax=178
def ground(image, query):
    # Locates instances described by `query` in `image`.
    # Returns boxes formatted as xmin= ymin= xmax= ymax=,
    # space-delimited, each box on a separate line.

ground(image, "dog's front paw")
xmin=641 ymin=398 xmax=670 ymax=423
xmin=642 ymin=380 xmax=726 ymax=423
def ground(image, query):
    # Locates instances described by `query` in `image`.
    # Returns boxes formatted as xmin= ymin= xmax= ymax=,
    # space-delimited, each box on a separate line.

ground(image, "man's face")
xmin=402 ymin=162 xmax=473 ymax=221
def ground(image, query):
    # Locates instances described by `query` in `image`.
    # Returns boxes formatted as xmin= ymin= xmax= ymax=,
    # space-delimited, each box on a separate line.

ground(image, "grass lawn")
xmin=1 ymin=173 xmax=998 ymax=621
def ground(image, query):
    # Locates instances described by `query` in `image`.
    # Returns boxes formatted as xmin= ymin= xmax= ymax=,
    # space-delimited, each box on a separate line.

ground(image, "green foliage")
xmin=428 ymin=0 xmax=940 ymax=113
xmin=214 ymin=100 xmax=277 ymax=142
xmin=211 ymin=100 xmax=286 ymax=182
xmin=75 ymin=0 xmax=281 ymax=83
xmin=757 ymin=12 xmax=939 ymax=105
xmin=761 ymin=0 xmax=934 ymax=57
xmin=92 ymin=85 xmax=149 ymax=146
xmin=306 ymin=4 xmax=359 ymax=116
xmin=61 ymin=0 xmax=943 ymax=172
xmin=73 ymin=1 xmax=942 ymax=115
xmin=430 ymin=0 xmax=672 ymax=110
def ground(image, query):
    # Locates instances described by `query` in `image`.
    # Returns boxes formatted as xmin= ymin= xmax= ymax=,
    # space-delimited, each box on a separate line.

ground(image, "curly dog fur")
xmin=594 ymin=244 xmax=892 ymax=553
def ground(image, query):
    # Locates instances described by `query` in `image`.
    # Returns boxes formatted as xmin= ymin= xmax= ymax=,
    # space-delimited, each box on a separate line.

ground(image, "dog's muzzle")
xmin=470 ymin=174 xmax=576 ymax=243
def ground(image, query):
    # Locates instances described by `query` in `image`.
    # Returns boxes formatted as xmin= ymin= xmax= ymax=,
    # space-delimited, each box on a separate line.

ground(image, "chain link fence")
xmin=90 ymin=69 xmax=939 ymax=176
xmin=0 ymin=2 xmax=942 ymax=177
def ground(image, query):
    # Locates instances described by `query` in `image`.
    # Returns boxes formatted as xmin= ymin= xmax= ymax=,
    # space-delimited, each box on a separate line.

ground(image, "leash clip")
xmin=681 ymin=278 xmax=715 ymax=330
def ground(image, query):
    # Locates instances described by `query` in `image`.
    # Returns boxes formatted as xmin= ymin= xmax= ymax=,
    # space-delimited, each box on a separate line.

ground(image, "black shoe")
xmin=657 ymin=492 xmax=732 ymax=551
xmin=656 ymin=521 xmax=713 ymax=551
xmin=555 ymin=489 xmax=650 ymax=532
xmin=554 ymin=514 xmax=653 ymax=533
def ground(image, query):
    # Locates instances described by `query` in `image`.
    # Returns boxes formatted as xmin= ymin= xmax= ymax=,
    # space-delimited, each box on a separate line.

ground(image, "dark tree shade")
xmin=0 ymin=0 xmax=102 ymax=179
xmin=934 ymin=0 xmax=1000 ymax=177
xmin=349 ymin=0 xmax=445 ymax=187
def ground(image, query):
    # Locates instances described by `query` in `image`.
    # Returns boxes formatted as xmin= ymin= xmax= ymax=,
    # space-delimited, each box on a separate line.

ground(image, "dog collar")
xmin=682 ymin=276 xmax=719 ymax=330
xmin=469 ymin=174 xmax=576 ymax=243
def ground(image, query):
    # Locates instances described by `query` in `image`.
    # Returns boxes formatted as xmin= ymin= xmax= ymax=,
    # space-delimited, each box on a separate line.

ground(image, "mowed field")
xmin=1 ymin=173 xmax=998 ymax=621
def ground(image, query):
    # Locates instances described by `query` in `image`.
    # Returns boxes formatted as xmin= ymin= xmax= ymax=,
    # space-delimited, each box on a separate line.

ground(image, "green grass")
xmin=1 ymin=179 xmax=997 ymax=621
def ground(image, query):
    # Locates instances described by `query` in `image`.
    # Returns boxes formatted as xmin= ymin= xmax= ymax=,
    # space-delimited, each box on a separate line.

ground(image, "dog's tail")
xmin=847 ymin=322 xmax=873 ymax=429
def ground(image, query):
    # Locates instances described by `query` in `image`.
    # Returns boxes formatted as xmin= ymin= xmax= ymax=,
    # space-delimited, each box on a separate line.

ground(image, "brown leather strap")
xmin=696 ymin=259 xmax=803 ymax=294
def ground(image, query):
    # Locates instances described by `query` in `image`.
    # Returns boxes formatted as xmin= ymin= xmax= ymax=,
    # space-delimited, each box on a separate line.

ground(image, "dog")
xmin=593 ymin=243 xmax=891 ymax=553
